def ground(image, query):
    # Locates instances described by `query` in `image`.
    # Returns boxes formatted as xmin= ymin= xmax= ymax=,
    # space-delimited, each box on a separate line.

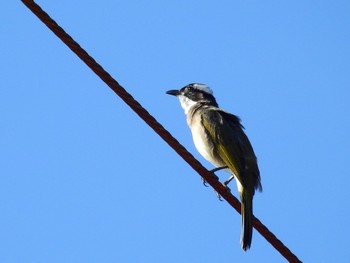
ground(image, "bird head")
xmin=166 ymin=83 xmax=218 ymax=114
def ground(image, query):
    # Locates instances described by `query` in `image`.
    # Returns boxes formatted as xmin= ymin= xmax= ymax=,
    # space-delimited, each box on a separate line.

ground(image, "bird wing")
xmin=201 ymin=108 xmax=261 ymax=191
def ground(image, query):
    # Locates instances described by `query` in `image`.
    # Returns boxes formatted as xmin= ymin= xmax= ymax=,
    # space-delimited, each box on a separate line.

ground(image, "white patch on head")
xmin=178 ymin=95 xmax=198 ymax=114
xmin=192 ymin=83 xmax=213 ymax=95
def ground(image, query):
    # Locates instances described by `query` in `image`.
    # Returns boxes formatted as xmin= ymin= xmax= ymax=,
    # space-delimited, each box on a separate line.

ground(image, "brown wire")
xmin=21 ymin=1 xmax=302 ymax=262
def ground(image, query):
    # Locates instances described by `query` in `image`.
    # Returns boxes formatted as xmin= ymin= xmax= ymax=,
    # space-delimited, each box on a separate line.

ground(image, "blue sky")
xmin=1 ymin=1 xmax=350 ymax=262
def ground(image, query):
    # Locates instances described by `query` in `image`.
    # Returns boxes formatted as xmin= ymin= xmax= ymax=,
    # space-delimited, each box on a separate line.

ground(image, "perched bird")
xmin=166 ymin=83 xmax=262 ymax=251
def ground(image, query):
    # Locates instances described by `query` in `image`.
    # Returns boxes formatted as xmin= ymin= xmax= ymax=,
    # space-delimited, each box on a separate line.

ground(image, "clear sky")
xmin=1 ymin=1 xmax=350 ymax=262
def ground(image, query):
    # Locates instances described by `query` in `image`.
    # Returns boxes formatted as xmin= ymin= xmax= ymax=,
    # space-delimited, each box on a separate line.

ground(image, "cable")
xmin=21 ymin=1 xmax=302 ymax=262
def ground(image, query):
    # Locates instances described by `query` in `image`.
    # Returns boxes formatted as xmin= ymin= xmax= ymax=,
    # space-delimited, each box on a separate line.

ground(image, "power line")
xmin=21 ymin=1 xmax=302 ymax=262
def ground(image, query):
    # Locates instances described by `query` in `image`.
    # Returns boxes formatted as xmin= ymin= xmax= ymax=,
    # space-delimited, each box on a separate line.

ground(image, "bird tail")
xmin=240 ymin=189 xmax=253 ymax=251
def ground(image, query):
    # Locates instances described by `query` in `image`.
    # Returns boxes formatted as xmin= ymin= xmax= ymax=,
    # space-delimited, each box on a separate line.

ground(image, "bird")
xmin=166 ymin=83 xmax=262 ymax=251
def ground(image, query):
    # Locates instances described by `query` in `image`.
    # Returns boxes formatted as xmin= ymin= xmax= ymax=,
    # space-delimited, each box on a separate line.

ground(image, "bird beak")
xmin=166 ymin=89 xmax=180 ymax=96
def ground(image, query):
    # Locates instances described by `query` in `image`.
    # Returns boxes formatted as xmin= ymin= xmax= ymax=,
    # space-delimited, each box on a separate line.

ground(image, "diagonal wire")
xmin=21 ymin=1 xmax=302 ymax=262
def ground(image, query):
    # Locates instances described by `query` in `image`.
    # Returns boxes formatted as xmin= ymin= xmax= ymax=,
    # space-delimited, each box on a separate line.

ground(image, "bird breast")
xmin=187 ymin=111 xmax=224 ymax=168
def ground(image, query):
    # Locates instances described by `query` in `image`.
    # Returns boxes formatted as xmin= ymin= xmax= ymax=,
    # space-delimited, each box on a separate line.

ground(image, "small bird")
xmin=166 ymin=83 xmax=262 ymax=251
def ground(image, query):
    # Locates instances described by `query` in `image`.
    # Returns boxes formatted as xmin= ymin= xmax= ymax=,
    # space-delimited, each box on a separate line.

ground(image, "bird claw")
xmin=202 ymin=167 xmax=222 ymax=187
xmin=216 ymin=191 xmax=224 ymax=201
xmin=215 ymin=184 xmax=231 ymax=201
xmin=201 ymin=177 xmax=209 ymax=187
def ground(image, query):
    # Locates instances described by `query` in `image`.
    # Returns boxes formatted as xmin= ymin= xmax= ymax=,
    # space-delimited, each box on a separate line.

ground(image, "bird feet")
xmin=204 ymin=166 xmax=230 ymax=201
xmin=201 ymin=166 xmax=227 ymax=186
